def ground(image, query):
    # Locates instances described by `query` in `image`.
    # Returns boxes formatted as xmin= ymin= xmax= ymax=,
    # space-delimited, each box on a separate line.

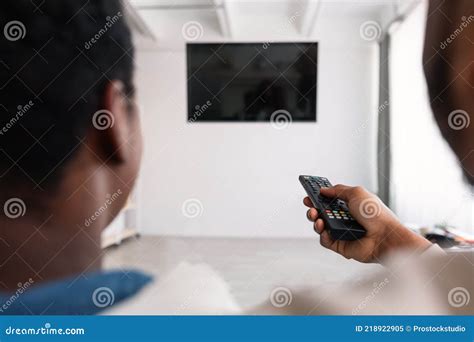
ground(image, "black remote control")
xmin=299 ymin=175 xmax=366 ymax=241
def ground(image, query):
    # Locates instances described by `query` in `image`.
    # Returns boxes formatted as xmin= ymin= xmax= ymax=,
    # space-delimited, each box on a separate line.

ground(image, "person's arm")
xmin=304 ymin=184 xmax=432 ymax=263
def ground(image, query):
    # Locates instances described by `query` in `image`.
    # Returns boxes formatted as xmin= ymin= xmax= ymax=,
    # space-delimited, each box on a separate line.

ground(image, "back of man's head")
xmin=424 ymin=0 xmax=474 ymax=184
xmin=0 ymin=0 xmax=134 ymax=191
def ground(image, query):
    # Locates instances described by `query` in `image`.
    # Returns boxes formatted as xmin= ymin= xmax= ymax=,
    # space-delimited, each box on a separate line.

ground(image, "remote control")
xmin=299 ymin=175 xmax=366 ymax=241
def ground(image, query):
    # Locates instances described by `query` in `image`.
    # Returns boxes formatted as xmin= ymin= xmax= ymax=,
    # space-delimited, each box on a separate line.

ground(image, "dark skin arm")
xmin=304 ymin=185 xmax=432 ymax=263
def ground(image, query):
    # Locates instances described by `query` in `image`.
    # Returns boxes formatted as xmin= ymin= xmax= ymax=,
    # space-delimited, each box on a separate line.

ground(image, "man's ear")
xmin=87 ymin=80 xmax=131 ymax=164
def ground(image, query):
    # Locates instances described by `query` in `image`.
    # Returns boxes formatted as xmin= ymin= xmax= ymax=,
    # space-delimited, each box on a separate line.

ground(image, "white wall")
xmin=134 ymin=39 xmax=379 ymax=238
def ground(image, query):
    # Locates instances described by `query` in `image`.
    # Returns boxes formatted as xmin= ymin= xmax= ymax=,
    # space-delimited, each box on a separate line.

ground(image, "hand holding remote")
xmin=304 ymin=184 xmax=432 ymax=263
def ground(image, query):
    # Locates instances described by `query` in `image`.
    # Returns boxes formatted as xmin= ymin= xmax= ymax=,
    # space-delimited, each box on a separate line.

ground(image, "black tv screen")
xmin=186 ymin=42 xmax=318 ymax=122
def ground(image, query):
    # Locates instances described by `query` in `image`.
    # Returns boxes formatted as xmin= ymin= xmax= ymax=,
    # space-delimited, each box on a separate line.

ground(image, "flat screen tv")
xmin=186 ymin=42 xmax=318 ymax=122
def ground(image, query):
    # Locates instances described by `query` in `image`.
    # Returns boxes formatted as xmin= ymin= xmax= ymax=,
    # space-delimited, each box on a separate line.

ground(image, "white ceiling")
xmin=126 ymin=0 xmax=422 ymax=50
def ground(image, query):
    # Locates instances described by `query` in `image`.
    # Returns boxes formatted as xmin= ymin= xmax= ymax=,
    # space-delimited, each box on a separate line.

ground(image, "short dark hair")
xmin=0 ymin=0 xmax=134 ymax=189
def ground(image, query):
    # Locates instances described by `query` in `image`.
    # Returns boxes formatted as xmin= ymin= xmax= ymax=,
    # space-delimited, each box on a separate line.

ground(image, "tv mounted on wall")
xmin=186 ymin=42 xmax=318 ymax=123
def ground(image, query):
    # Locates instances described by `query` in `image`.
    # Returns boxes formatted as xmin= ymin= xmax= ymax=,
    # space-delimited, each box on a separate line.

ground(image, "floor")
xmin=104 ymin=236 xmax=382 ymax=308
